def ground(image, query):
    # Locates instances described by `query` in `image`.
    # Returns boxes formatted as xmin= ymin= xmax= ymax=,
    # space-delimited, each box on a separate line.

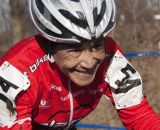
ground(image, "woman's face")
xmin=53 ymin=40 xmax=105 ymax=86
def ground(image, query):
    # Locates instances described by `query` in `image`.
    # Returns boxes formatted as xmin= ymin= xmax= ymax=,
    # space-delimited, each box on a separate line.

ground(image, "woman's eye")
xmin=92 ymin=44 xmax=104 ymax=51
xmin=66 ymin=49 xmax=82 ymax=57
xmin=68 ymin=49 xmax=82 ymax=52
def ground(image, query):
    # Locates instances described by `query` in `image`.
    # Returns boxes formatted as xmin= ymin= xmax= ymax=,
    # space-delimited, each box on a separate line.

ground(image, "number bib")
xmin=105 ymin=50 xmax=143 ymax=109
xmin=0 ymin=61 xmax=30 ymax=126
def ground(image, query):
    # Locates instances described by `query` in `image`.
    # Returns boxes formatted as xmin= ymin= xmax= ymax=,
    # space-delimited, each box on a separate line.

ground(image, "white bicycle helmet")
xmin=29 ymin=0 xmax=116 ymax=43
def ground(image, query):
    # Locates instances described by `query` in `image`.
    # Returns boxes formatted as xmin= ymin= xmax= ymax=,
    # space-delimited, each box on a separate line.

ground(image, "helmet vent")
xmin=59 ymin=9 xmax=88 ymax=28
xmin=94 ymin=0 xmax=106 ymax=26
xmin=70 ymin=0 xmax=80 ymax=2
xmin=35 ymin=0 xmax=44 ymax=13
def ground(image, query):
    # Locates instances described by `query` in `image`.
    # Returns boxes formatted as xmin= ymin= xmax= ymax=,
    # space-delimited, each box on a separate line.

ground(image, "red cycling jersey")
xmin=0 ymin=35 xmax=160 ymax=130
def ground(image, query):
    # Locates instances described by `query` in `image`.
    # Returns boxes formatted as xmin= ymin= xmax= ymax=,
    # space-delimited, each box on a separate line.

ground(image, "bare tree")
xmin=10 ymin=0 xmax=24 ymax=43
xmin=0 ymin=0 xmax=12 ymax=56
xmin=114 ymin=0 xmax=158 ymax=52
xmin=10 ymin=0 xmax=36 ymax=44
xmin=0 ymin=0 xmax=11 ymax=32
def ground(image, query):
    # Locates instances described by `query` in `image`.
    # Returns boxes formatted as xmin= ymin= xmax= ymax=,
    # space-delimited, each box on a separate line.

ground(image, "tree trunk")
xmin=10 ymin=0 xmax=25 ymax=44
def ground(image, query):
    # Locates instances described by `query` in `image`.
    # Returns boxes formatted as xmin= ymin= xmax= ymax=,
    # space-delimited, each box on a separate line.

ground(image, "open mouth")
xmin=67 ymin=68 xmax=98 ymax=86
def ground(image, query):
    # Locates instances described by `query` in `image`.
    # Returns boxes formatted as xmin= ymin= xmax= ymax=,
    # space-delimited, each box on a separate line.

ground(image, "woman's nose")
xmin=79 ymin=50 xmax=96 ymax=69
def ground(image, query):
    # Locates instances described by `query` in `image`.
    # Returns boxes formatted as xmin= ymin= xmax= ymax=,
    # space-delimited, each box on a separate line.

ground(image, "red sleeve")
xmin=118 ymin=98 xmax=160 ymax=130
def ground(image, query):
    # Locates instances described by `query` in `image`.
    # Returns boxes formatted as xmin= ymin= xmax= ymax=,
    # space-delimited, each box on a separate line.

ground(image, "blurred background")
xmin=0 ymin=0 xmax=160 ymax=129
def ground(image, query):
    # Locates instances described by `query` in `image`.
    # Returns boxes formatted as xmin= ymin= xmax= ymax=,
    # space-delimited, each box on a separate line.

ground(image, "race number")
xmin=105 ymin=50 xmax=143 ymax=109
xmin=113 ymin=63 xmax=141 ymax=94
xmin=0 ymin=77 xmax=19 ymax=93
xmin=0 ymin=61 xmax=30 ymax=126
xmin=0 ymin=78 xmax=17 ymax=115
